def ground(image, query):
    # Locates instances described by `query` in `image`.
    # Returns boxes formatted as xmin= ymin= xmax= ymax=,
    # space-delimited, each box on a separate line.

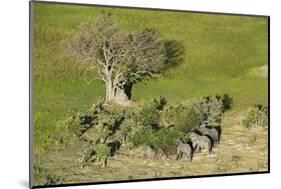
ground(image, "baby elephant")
xmin=175 ymin=139 xmax=193 ymax=161
xmin=190 ymin=132 xmax=212 ymax=154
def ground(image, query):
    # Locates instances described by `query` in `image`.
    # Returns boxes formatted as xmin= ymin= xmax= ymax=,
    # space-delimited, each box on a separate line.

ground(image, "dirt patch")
xmin=248 ymin=65 xmax=268 ymax=77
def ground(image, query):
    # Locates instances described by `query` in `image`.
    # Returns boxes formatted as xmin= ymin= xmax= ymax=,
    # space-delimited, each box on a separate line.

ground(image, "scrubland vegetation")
xmin=32 ymin=2 xmax=268 ymax=187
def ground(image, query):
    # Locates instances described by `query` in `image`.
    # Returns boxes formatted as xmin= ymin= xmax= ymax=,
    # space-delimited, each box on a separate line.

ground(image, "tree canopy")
xmin=67 ymin=14 xmax=167 ymax=105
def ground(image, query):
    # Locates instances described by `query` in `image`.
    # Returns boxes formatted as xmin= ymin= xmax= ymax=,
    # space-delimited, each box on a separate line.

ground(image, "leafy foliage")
xmin=62 ymin=101 xmax=126 ymax=167
xmin=160 ymin=104 xmax=200 ymax=132
xmin=127 ymin=125 xmax=184 ymax=155
xmin=134 ymin=96 xmax=166 ymax=129
xmin=95 ymin=143 xmax=111 ymax=160
xmin=127 ymin=95 xmax=231 ymax=155
xmin=152 ymin=128 xmax=185 ymax=154
xmin=242 ymin=104 xmax=268 ymax=128
xmin=95 ymin=113 xmax=123 ymax=143
xmin=174 ymin=106 xmax=201 ymax=133
xmin=64 ymin=112 xmax=95 ymax=137
xmin=192 ymin=96 xmax=223 ymax=124
xmin=160 ymin=94 xmax=230 ymax=132
xmin=77 ymin=145 xmax=97 ymax=168
xmin=63 ymin=95 xmax=231 ymax=166
xmin=127 ymin=127 xmax=155 ymax=147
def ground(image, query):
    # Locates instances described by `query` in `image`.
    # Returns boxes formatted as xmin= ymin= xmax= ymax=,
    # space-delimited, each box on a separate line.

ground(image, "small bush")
xmin=95 ymin=121 xmax=114 ymax=143
xmin=95 ymin=143 xmax=110 ymax=160
xmin=135 ymin=96 xmax=166 ymax=129
xmin=127 ymin=123 xmax=185 ymax=155
xmin=77 ymin=145 xmax=97 ymax=167
xmin=161 ymin=96 xmax=224 ymax=133
xmin=174 ymin=105 xmax=201 ymax=133
xmin=94 ymin=113 xmax=124 ymax=143
xmin=64 ymin=112 xmax=94 ymax=137
xmin=127 ymin=127 xmax=156 ymax=147
xmin=118 ymin=118 xmax=134 ymax=143
xmin=66 ymin=105 xmax=125 ymax=167
xmin=78 ymin=143 xmax=110 ymax=168
xmin=242 ymin=104 xmax=268 ymax=128
xmin=189 ymin=96 xmax=224 ymax=124
xmin=152 ymin=128 xmax=185 ymax=154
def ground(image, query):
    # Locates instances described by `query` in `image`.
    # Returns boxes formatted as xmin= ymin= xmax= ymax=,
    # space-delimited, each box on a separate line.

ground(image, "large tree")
xmin=68 ymin=14 xmax=166 ymax=105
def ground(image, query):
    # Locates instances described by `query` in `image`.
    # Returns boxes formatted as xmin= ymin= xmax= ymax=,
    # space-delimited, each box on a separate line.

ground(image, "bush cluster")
xmin=63 ymin=100 xmax=124 ymax=167
xmin=127 ymin=95 xmax=230 ymax=156
xmin=64 ymin=113 xmax=95 ymax=137
xmin=134 ymin=96 xmax=166 ymax=129
xmin=242 ymin=104 xmax=268 ymax=128
xmin=191 ymin=96 xmax=223 ymax=124
xmin=62 ymin=94 xmax=231 ymax=166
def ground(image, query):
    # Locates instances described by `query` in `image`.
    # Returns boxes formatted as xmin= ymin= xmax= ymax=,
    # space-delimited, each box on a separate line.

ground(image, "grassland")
xmin=32 ymin=2 xmax=268 ymax=186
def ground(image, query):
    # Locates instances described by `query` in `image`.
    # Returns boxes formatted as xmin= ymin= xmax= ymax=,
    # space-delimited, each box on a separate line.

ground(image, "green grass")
xmin=32 ymin=2 xmax=268 ymax=185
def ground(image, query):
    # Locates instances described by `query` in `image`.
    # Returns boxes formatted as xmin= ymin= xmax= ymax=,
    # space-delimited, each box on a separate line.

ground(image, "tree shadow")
xmin=125 ymin=39 xmax=185 ymax=100
xmin=108 ymin=140 xmax=121 ymax=157
xmin=124 ymin=83 xmax=133 ymax=100
xmin=163 ymin=40 xmax=185 ymax=70
xmin=111 ymin=115 xmax=125 ymax=133
xmin=216 ymin=94 xmax=233 ymax=113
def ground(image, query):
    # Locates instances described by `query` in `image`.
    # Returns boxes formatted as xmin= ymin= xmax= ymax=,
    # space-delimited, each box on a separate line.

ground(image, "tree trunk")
xmin=105 ymin=82 xmax=130 ymax=106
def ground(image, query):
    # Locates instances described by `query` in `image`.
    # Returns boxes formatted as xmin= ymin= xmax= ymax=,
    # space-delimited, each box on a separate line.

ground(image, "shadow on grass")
xmin=163 ymin=40 xmax=185 ymax=70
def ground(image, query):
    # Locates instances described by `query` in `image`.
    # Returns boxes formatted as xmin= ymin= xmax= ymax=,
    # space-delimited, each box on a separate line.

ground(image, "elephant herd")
xmin=176 ymin=123 xmax=222 ymax=161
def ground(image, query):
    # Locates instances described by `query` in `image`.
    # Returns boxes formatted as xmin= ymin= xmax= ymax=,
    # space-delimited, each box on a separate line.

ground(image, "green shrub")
xmin=189 ymin=96 xmax=224 ymax=124
xmin=95 ymin=143 xmax=110 ymax=160
xmin=242 ymin=104 xmax=268 ymax=128
xmin=77 ymin=145 xmax=97 ymax=166
xmin=127 ymin=127 xmax=156 ymax=147
xmin=127 ymin=122 xmax=185 ymax=155
xmin=95 ymin=121 xmax=114 ymax=143
xmin=174 ymin=106 xmax=201 ymax=133
xmin=161 ymin=104 xmax=200 ymax=131
xmin=65 ymin=105 xmax=125 ymax=167
xmin=64 ymin=112 xmax=94 ymax=137
xmin=128 ymin=95 xmax=228 ymax=155
xmin=94 ymin=113 xmax=124 ymax=143
xmin=135 ymin=96 xmax=167 ymax=129
xmin=77 ymin=143 xmax=110 ymax=168
xmin=152 ymin=128 xmax=185 ymax=154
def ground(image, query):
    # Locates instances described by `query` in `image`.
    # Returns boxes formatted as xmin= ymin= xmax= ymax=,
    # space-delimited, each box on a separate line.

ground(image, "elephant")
xmin=175 ymin=139 xmax=193 ymax=161
xmin=211 ymin=125 xmax=222 ymax=143
xmin=196 ymin=126 xmax=219 ymax=145
xmin=190 ymin=132 xmax=212 ymax=154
